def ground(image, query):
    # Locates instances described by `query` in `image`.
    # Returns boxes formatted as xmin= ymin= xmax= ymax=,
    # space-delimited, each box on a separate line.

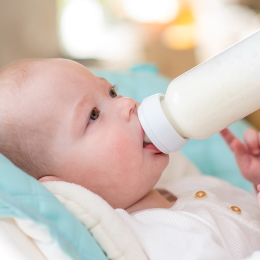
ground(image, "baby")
xmin=1 ymin=58 xmax=260 ymax=259
xmin=0 ymin=58 xmax=172 ymax=211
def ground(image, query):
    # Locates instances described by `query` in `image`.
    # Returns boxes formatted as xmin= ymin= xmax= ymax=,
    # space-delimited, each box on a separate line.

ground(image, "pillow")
xmin=90 ymin=64 xmax=253 ymax=192
xmin=0 ymin=154 xmax=107 ymax=260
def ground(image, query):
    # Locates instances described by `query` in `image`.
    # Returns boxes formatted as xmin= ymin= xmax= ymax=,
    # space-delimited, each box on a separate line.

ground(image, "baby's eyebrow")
xmin=98 ymin=77 xmax=106 ymax=81
xmin=75 ymin=94 xmax=88 ymax=119
xmin=98 ymin=77 xmax=110 ymax=85
xmin=71 ymin=94 xmax=89 ymax=136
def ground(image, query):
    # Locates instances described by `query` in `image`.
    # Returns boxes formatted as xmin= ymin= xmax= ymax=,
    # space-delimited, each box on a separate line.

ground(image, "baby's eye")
xmin=89 ymin=108 xmax=99 ymax=123
xmin=109 ymin=86 xmax=118 ymax=98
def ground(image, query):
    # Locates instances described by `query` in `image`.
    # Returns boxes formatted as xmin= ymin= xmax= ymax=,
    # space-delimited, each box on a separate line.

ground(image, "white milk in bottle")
xmin=138 ymin=30 xmax=260 ymax=154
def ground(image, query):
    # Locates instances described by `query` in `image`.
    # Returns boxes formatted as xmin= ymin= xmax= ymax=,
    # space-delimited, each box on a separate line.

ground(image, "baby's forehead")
xmin=3 ymin=59 xmax=107 ymax=99
xmin=1 ymin=60 xmax=44 ymax=90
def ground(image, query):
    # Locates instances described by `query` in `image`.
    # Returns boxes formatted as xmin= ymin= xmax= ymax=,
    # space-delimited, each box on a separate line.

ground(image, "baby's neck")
xmin=125 ymin=189 xmax=175 ymax=214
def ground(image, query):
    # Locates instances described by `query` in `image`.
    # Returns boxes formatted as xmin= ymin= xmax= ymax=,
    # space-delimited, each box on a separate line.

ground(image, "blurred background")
xmin=1 ymin=0 xmax=260 ymax=128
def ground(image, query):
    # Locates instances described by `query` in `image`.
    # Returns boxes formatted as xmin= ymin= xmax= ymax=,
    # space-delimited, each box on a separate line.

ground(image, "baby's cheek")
xmin=107 ymin=140 xmax=138 ymax=168
xmin=112 ymin=135 xmax=139 ymax=156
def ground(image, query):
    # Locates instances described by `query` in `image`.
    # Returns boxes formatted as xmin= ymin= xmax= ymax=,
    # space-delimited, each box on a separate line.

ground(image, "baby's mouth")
xmin=143 ymin=142 xmax=150 ymax=148
xmin=141 ymin=124 xmax=162 ymax=153
xmin=143 ymin=141 xmax=162 ymax=153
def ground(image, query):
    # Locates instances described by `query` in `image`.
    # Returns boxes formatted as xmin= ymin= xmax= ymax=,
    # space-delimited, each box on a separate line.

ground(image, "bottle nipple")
xmin=144 ymin=133 xmax=152 ymax=144
xmin=138 ymin=93 xmax=189 ymax=153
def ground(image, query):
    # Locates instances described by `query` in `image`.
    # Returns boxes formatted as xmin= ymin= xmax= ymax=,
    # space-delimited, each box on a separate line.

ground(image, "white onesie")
xmin=116 ymin=175 xmax=260 ymax=260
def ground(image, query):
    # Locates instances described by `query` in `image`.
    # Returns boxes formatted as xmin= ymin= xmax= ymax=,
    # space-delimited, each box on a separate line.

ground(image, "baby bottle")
xmin=138 ymin=30 xmax=260 ymax=154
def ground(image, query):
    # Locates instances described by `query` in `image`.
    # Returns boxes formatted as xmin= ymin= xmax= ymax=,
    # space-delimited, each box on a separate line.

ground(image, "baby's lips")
xmin=141 ymin=126 xmax=161 ymax=153
xmin=143 ymin=142 xmax=162 ymax=153
xmin=139 ymin=120 xmax=152 ymax=143
xmin=139 ymin=118 xmax=161 ymax=153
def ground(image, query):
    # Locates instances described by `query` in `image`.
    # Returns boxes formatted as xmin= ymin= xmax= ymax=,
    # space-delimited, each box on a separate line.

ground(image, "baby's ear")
xmin=38 ymin=175 xmax=61 ymax=182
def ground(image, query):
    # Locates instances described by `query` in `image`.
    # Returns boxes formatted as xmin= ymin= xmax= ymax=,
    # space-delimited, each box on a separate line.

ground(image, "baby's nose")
xmin=117 ymin=97 xmax=137 ymax=121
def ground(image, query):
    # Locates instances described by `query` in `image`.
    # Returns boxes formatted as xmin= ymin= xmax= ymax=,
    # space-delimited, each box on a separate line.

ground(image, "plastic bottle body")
xmin=163 ymin=30 xmax=260 ymax=139
xmin=138 ymin=30 xmax=260 ymax=153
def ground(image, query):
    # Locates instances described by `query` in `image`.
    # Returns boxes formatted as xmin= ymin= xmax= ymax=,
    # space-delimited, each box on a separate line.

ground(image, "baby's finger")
xmin=257 ymin=184 xmax=260 ymax=193
xmin=221 ymin=129 xmax=249 ymax=169
xmin=257 ymin=185 xmax=260 ymax=208
xmin=244 ymin=128 xmax=260 ymax=155
xmin=220 ymin=128 xmax=243 ymax=152
xmin=231 ymin=137 xmax=248 ymax=163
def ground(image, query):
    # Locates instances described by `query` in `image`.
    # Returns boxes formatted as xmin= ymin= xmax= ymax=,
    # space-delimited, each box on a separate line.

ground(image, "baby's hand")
xmin=220 ymin=128 xmax=260 ymax=186
xmin=257 ymin=185 xmax=260 ymax=208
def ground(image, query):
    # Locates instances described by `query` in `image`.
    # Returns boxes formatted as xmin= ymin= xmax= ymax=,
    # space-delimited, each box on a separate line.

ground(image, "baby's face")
xmin=17 ymin=59 xmax=169 ymax=209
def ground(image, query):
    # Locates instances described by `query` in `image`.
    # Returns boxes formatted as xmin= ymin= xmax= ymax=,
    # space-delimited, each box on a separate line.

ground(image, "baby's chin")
xmin=157 ymin=153 xmax=170 ymax=170
xmin=165 ymin=155 xmax=170 ymax=166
